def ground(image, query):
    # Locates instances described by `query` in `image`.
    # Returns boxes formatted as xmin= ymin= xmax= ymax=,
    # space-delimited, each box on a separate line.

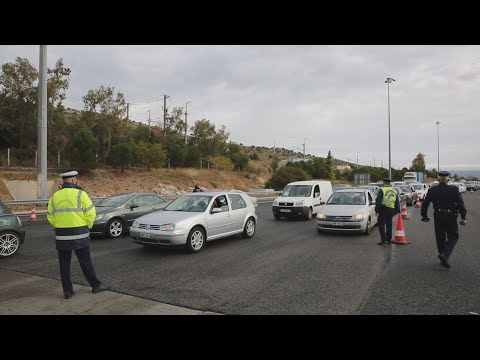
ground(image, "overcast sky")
xmin=1 ymin=45 xmax=479 ymax=171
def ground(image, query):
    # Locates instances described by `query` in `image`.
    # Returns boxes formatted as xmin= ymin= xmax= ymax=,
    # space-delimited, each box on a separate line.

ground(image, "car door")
xmin=207 ymin=195 xmax=233 ymax=238
xmin=123 ymin=195 xmax=155 ymax=226
xmin=227 ymin=193 xmax=248 ymax=232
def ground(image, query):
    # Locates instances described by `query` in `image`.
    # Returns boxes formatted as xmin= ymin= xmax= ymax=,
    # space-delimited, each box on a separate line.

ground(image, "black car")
xmin=0 ymin=200 xmax=25 ymax=258
xmin=90 ymin=192 xmax=171 ymax=238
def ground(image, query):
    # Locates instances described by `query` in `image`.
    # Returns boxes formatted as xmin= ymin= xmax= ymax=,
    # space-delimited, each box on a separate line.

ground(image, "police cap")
xmin=59 ymin=170 xmax=78 ymax=179
xmin=437 ymin=171 xmax=450 ymax=177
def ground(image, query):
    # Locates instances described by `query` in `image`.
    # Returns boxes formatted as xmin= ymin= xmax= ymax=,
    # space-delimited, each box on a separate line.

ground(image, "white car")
xmin=316 ymin=189 xmax=378 ymax=235
xmin=410 ymin=183 xmax=429 ymax=200
xmin=130 ymin=190 xmax=257 ymax=253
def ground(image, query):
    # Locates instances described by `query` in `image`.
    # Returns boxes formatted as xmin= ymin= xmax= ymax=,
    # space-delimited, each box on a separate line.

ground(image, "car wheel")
xmin=363 ymin=218 xmax=371 ymax=235
xmin=0 ymin=231 xmax=21 ymax=258
xmin=305 ymin=208 xmax=313 ymax=221
xmin=106 ymin=218 xmax=124 ymax=238
xmin=186 ymin=226 xmax=205 ymax=253
xmin=242 ymin=217 xmax=256 ymax=238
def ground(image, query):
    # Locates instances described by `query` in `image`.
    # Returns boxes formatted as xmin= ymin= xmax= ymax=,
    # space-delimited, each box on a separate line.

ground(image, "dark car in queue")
xmin=0 ymin=200 xmax=25 ymax=258
xmin=90 ymin=193 xmax=171 ymax=238
xmin=396 ymin=185 xmax=418 ymax=206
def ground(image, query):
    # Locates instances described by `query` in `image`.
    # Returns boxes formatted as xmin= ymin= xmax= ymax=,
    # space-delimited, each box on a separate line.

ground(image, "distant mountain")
xmin=445 ymin=170 xmax=480 ymax=179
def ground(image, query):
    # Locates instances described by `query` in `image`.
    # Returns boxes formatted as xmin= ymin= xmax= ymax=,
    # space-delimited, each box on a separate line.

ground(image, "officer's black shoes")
xmin=92 ymin=284 xmax=108 ymax=294
xmin=64 ymin=291 xmax=75 ymax=299
xmin=377 ymin=242 xmax=385 ymax=246
xmin=438 ymin=254 xmax=451 ymax=269
xmin=387 ymin=240 xmax=392 ymax=244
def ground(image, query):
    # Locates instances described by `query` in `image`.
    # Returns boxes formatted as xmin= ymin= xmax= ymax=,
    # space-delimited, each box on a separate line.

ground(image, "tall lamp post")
xmin=385 ymin=77 xmax=395 ymax=180
xmin=436 ymin=121 xmax=440 ymax=172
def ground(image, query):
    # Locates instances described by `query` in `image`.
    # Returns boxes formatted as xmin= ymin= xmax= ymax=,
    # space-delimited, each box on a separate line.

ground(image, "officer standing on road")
xmin=375 ymin=178 xmax=400 ymax=245
xmin=421 ymin=171 xmax=467 ymax=269
xmin=47 ymin=170 xmax=107 ymax=299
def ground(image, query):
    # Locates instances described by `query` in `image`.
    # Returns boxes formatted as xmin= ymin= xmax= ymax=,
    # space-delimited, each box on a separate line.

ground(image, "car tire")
xmin=305 ymin=208 xmax=313 ymax=221
xmin=242 ymin=217 xmax=256 ymax=238
xmin=106 ymin=218 xmax=124 ymax=238
xmin=363 ymin=218 xmax=371 ymax=235
xmin=0 ymin=231 xmax=21 ymax=258
xmin=185 ymin=226 xmax=206 ymax=253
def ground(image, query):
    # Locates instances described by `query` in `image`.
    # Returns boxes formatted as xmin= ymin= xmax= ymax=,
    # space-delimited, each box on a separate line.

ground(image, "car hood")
xmin=94 ymin=206 xmax=118 ymax=215
xmin=319 ymin=204 xmax=368 ymax=216
xmin=135 ymin=210 xmax=203 ymax=224
xmin=275 ymin=196 xmax=310 ymax=203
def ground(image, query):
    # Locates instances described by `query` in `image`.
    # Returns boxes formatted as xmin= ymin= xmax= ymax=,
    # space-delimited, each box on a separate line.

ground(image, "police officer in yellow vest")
xmin=47 ymin=171 xmax=107 ymax=299
xmin=375 ymin=178 xmax=400 ymax=245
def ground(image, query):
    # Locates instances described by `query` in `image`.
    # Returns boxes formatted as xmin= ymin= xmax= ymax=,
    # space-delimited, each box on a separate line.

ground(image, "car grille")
xmin=320 ymin=224 xmax=361 ymax=229
xmin=324 ymin=216 xmax=353 ymax=221
xmin=279 ymin=202 xmax=294 ymax=206
xmin=138 ymin=224 xmax=162 ymax=231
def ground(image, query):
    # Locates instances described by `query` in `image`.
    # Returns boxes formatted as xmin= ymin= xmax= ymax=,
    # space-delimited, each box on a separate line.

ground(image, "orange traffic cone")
xmin=401 ymin=201 xmax=408 ymax=219
xmin=29 ymin=206 xmax=37 ymax=222
xmin=415 ymin=196 xmax=421 ymax=208
xmin=392 ymin=214 xmax=410 ymax=244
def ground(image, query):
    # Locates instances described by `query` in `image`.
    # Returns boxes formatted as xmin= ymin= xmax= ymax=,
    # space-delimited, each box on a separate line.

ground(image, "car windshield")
xmin=95 ymin=194 xmax=132 ymax=207
xmin=281 ymin=185 xmax=312 ymax=197
xmin=164 ymin=195 xmax=213 ymax=212
xmin=327 ymin=192 xmax=366 ymax=205
xmin=399 ymin=186 xmax=412 ymax=192
xmin=411 ymin=185 xmax=424 ymax=190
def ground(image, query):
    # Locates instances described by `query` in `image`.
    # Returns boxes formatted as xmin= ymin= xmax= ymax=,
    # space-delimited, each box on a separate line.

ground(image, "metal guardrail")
xmin=4 ymin=192 xmax=280 ymax=213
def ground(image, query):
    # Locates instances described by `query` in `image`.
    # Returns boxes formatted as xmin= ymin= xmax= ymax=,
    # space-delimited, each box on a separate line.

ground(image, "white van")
xmin=272 ymin=180 xmax=333 ymax=220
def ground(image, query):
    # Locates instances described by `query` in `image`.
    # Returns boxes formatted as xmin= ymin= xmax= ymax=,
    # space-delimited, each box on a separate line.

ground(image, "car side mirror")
xmin=130 ymin=205 xmax=139 ymax=210
xmin=211 ymin=208 xmax=222 ymax=214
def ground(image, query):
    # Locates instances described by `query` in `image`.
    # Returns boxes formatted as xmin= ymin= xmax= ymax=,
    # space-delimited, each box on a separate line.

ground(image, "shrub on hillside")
xmin=265 ymin=166 xmax=311 ymax=191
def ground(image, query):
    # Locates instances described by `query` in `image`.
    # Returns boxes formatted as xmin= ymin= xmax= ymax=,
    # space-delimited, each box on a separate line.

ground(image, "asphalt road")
xmin=3 ymin=194 xmax=480 ymax=315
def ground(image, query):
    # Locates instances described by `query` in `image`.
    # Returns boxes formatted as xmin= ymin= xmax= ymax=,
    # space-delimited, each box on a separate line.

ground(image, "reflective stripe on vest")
xmin=381 ymin=187 xmax=396 ymax=208
xmin=51 ymin=190 xmax=83 ymax=214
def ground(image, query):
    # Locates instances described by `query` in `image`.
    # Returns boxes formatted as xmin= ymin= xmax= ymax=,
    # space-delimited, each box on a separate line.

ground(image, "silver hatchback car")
xmin=130 ymin=190 xmax=257 ymax=253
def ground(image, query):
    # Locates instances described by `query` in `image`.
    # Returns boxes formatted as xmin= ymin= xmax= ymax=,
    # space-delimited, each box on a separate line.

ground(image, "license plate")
xmin=140 ymin=233 xmax=151 ymax=239
xmin=333 ymin=222 xmax=343 ymax=226
xmin=280 ymin=209 xmax=291 ymax=213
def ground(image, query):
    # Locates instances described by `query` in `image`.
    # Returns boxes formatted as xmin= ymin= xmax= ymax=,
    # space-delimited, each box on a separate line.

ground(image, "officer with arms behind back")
xmin=47 ymin=170 xmax=107 ymax=299
xmin=375 ymin=177 xmax=400 ymax=245
xmin=421 ymin=171 xmax=467 ymax=269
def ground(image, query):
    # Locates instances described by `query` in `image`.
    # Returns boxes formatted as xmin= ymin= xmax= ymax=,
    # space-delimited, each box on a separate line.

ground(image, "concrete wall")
xmin=3 ymin=180 xmax=58 ymax=200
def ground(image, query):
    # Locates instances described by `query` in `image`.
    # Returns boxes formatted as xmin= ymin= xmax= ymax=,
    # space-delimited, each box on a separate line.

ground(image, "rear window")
xmin=0 ymin=201 xmax=12 ymax=215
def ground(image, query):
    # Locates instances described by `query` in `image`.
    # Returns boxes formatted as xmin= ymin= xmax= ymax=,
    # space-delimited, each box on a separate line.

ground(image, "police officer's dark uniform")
xmin=193 ymin=185 xmax=203 ymax=192
xmin=47 ymin=171 xmax=107 ymax=299
xmin=375 ymin=178 xmax=401 ymax=245
xmin=421 ymin=171 xmax=467 ymax=268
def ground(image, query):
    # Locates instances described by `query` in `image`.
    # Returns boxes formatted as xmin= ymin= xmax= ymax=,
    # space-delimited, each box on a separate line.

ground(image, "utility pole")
xmin=356 ymin=152 xmax=359 ymax=168
xmin=147 ymin=110 xmax=152 ymax=141
xmin=163 ymin=94 xmax=170 ymax=129
xmin=385 ymin=77 xmax=396 ymax=180
xmin=436 ymin=121 xmax=441 ymax=172
xmin=185 ymin=101 xmax=191 ymax=146
xmin=37 ymin=45 xmax=48 ymax=199
xmin=303 ymin=138 xmax=307 ymax=160
xmin=126 ymin=103 xmax=129 ymax=121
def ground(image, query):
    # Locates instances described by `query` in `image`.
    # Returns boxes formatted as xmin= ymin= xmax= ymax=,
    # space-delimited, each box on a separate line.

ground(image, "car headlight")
xmin=316 ymin=212 xmax=326 ymax=220
xmin=353 ymin=213 xmax=364 ymax=221
xmin=16 ymin=216 xmax=22 ymax=226
xmin=132 ymin=221 xmax=139 ymax=228
xmin=161 ymin=223 xmax=175 ymax=231
xmin=295 ymin=200 xmax=305 ymax=206
xmin=272 ymin=199 xmax=279 ymax=206
xmin=94 ymin=214 xmax=104 ymax=221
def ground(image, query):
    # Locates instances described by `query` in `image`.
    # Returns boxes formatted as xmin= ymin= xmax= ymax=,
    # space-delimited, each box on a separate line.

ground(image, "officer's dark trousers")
xmin=378 ymin=207 xmax=395 ymax=243
xmin=433 ymin=212 xmax=459 ymax=258
xmin=58 ymin=247 xmax=102 ymax=293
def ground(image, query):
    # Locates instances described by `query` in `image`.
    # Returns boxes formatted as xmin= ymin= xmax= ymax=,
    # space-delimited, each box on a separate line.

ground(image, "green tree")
xmin=109 ymin=143 xmax=134 ymax=173
xmin=250 ymin=152 xmax=259 ymax=160
xmin=190 ymin=119 xmax=229 ymax=159
xmin=410 ymin=152 xmax=426 ymax=171
xmin=227 ymin=142 xmax=249 ymax=171
xmin=325 ymin=150 xmax=334 ymax=179
xmin=265 ymin=166 xmax=311 ymax=190
xmin=69 ymin=128 xmax=99 ymax=170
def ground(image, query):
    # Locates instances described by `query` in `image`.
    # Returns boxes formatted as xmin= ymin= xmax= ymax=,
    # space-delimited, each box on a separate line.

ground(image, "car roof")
xmin=288 ymin=181 xmax=331 ymax=186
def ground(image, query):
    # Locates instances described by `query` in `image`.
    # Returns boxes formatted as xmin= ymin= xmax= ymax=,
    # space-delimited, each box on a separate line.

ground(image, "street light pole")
xmin=436 ymin=121 xmax=440 ymax=172
xmin=385 ymin=77 xmax=395 ymax=180
xmin=185 ymin=101 xmax=191 ymax=146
